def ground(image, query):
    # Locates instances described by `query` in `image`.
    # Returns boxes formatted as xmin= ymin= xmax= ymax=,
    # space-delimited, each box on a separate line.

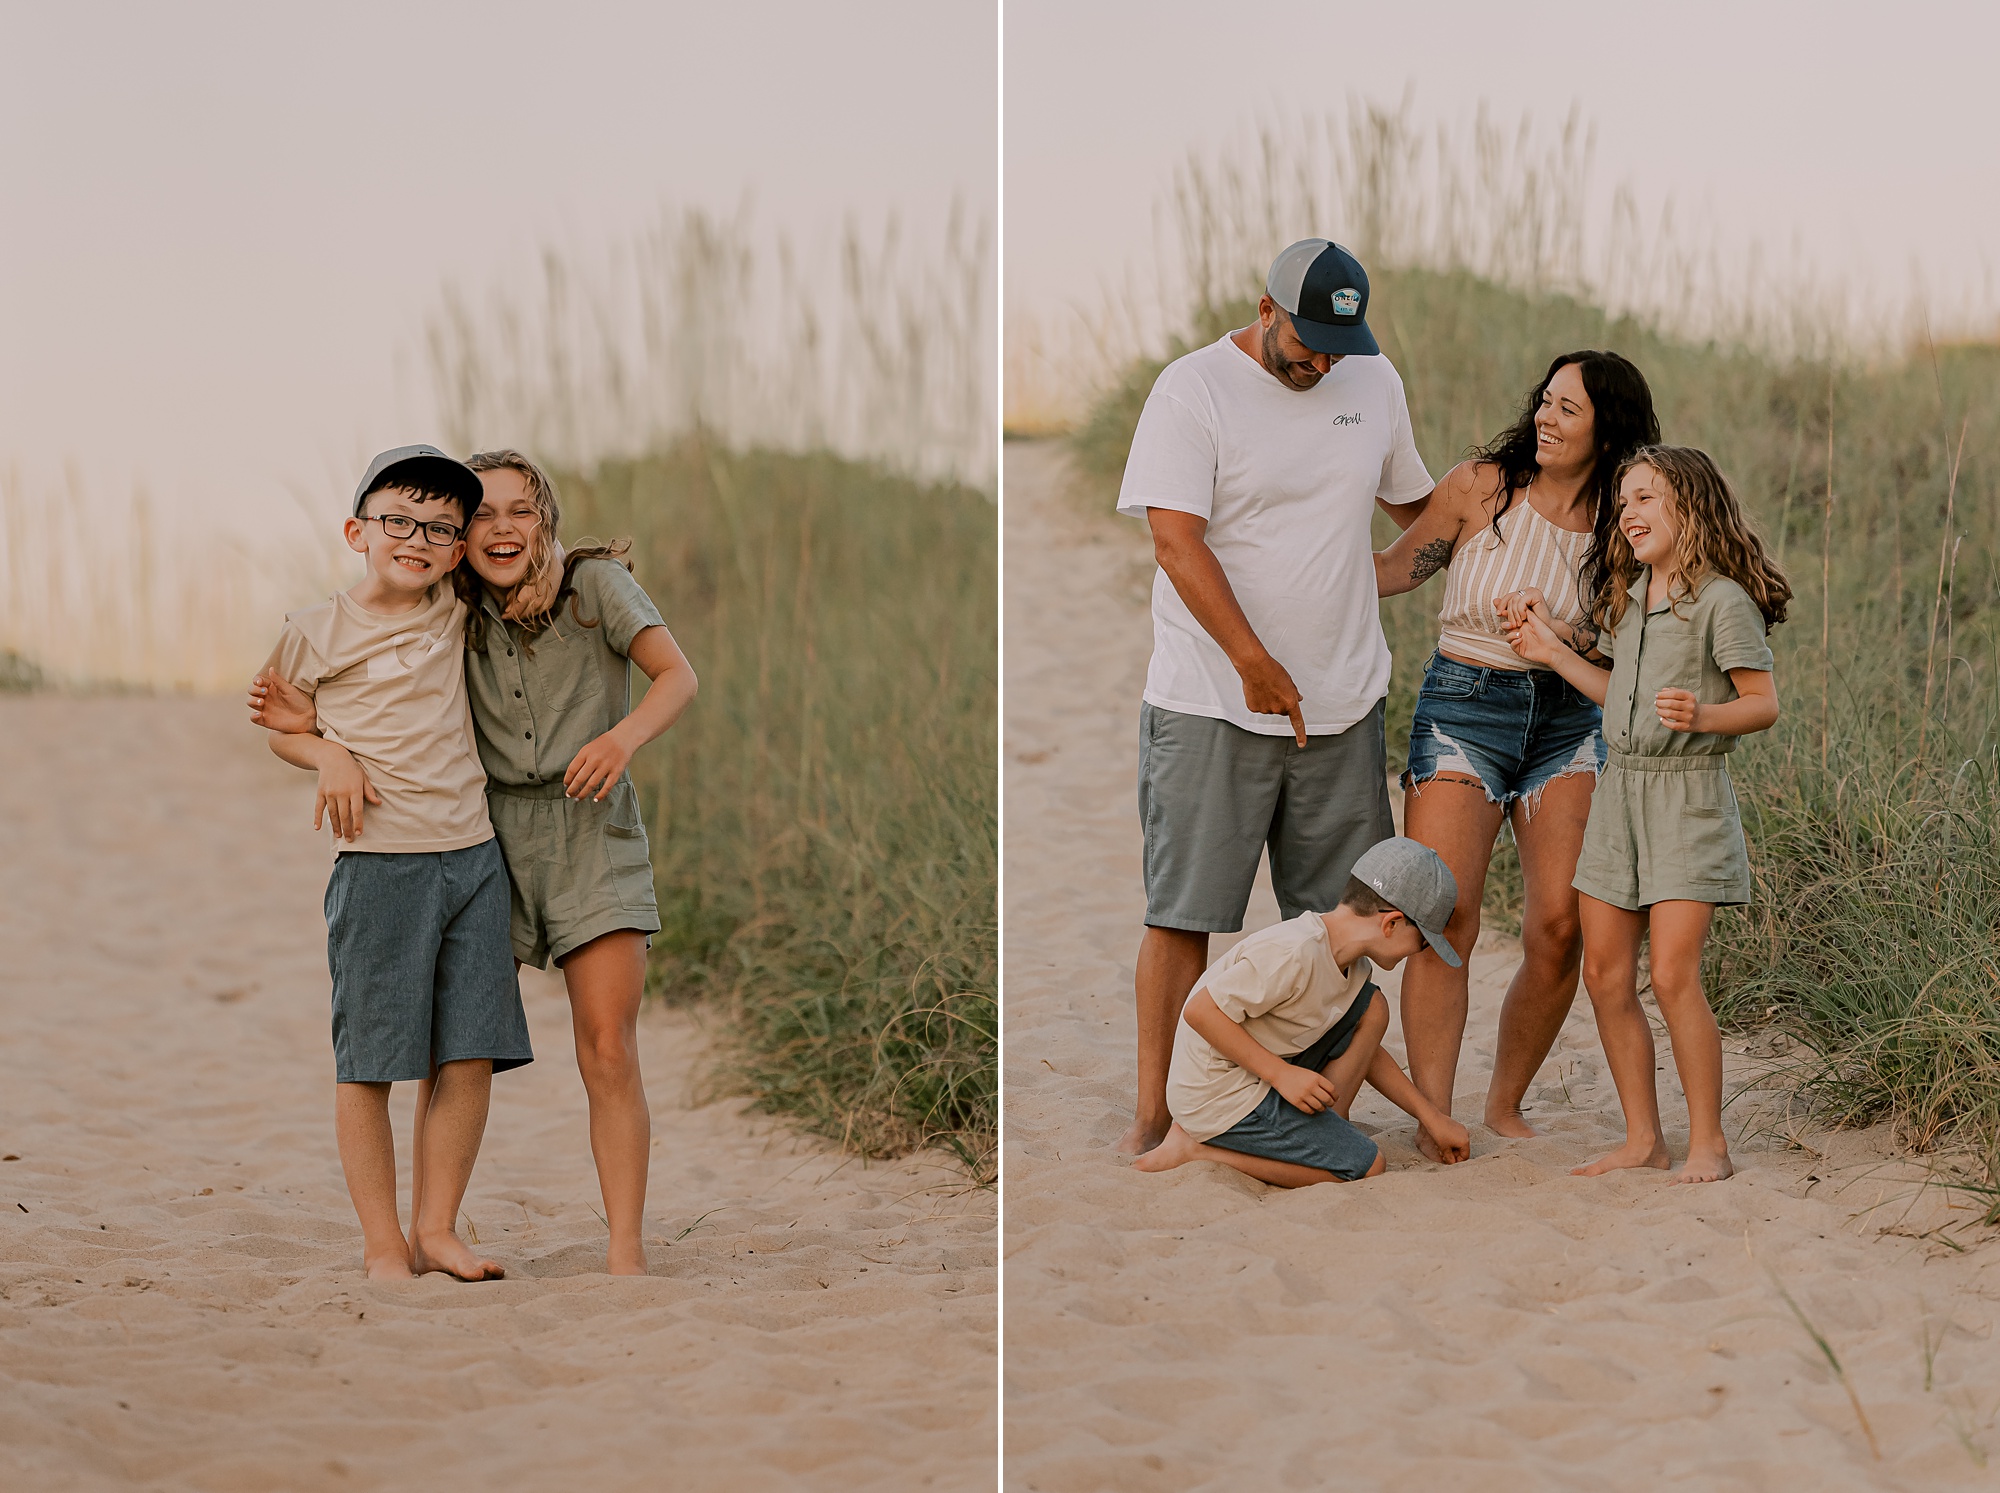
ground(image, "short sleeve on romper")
xmin=572 ymin=560 xmax=666 ymax=656
xmin=1705 ymin=580 xmax=1774 ymax=673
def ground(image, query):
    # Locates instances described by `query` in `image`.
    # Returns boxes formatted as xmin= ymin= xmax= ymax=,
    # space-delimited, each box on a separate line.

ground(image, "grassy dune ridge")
xmin=1072 ymin=267 xmax=2000 ymax=1183
xmin=560 ymin=442 xmax=997 ymax=1176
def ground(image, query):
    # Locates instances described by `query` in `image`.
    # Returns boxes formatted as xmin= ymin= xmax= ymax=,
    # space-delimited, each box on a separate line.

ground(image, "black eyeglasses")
xmin=366 ymin=514 xmax=464 ymax=547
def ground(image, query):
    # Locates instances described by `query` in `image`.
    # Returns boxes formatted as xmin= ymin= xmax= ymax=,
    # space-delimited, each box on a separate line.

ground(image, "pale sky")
xmin=0 ymin=0 xmax=996 ymax=515
xmin=1006 ymin=0 xmax=2000 ymax=391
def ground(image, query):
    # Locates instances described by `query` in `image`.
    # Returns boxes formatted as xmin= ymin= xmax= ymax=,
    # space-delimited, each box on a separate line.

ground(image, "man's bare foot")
xmin=1571 ymin=1139 xmax=1671 ymax=1176
xmin=411 ymin=1229 xmax=505 ymax=1281
xmin=1115 ymin=1116 xmax=1170 ymax=1157
xmin=606 ymin=1243 xmax=651 ymax=1276
xmin=1130 ymin=1123 xmax=1200 ymax=1173
xmin=1483 ymin=1103 xmax=1538 ymax=1139
xmin=1421 ymin=1115 xmax=1472 ymax=1164
xmin=1672 ymin=1147 xmax=1734 ymax=1184
xmin=364 ymin=1248 xmax=416 ymax=1280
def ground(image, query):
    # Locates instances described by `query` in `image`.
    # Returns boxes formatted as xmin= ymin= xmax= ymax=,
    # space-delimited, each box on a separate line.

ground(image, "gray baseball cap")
xmin=1351 ymin=836 xmax=1461 ymax=967
xmin=1267 ymin=238 xmax=1379 ymax=356
xmin=352 ymin=444 xmax=483 ymax=517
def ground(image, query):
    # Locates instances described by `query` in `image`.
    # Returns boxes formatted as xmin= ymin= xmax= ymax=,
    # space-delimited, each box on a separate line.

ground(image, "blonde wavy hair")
xmin=457 ymin=448 xmax=631 ymax=654
xmin=1596 ymin=444 xmax=1792 ymax=635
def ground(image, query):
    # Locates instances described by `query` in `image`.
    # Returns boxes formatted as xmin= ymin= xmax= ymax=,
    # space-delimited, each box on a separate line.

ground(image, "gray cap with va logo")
xmin=1351 ymin=835 xmax=1461 ymax=967
xmin=1267 ymin=239 xmax=1379 ymax=357
xmin=352 ymin=444 xmax=484 ymax=517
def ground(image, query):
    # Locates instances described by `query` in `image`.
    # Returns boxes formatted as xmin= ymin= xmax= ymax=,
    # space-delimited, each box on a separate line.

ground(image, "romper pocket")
xmin=602 ymin=788 xmax=658 ymax=912
xmin=1677 ymin=770 xmax=1746 ymax=885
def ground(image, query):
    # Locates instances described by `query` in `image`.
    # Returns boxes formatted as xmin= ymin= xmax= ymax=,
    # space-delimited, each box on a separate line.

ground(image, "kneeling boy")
xmin=265 ymin=445 xmax=532 ymax=1278
xmin=1136 ymin=837 xmax=1470 ymax=1187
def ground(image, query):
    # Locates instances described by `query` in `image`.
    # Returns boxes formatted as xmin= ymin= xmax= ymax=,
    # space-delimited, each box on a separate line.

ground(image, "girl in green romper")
xmin=1506 ymin=445 xmax=1790 ymax=1185
xmin=253 ymin=451 xmax=697 ymax=1274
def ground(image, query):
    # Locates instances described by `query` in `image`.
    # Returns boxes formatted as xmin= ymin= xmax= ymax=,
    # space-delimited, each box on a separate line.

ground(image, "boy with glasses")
xmin=261 ymin=445 xmax=532 ymax=1279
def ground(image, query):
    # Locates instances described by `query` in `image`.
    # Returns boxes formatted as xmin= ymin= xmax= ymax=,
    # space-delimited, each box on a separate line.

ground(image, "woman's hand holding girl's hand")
xmin=1655 ymin=688 xmax=1703 ymax=732
xmin=1494 ymin=585 xmax=1548 ymax=629
xmin=563 ymin=725 xmax=637 ymax=802
xmin=247 ymin=668 xmax=319 ymax=735
xmin=1507 ymin=606 xmax=1565 ymax=667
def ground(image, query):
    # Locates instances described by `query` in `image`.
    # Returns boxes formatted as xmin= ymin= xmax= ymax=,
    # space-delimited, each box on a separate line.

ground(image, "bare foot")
xmin=412 ymin=1229 xmax=505 ymax=1281
xmin=606 ymin=1243 xmax=651 ymax=1276
xmin=1571 ymin=1139 xmax=1671 ymax=1176
xmin=1483 ymin=1103 xmax=1538 ymax=1139
xmin=1673 ymin=1148 xmax=1735 ymax=1184
xmin=1421 ymin=1115 xmax=1472 ymax=1164
xmin=1130 ymin=1123 xmax=1199 ymax=1173
xmin=1115 ymin=1116 xmax=1170 ymax=1157
xmin=364 ymin=1248 xmax=416 ymax=1280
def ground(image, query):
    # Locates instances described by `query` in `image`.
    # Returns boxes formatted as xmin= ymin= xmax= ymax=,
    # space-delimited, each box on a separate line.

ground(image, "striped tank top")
xmin=1436 ymin=498 xmax=1592 ymax=670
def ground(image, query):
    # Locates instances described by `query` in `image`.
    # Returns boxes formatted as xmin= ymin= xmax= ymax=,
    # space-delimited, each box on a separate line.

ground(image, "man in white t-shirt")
xmin=1114 ymin=240 xmax=1435 ymax=1157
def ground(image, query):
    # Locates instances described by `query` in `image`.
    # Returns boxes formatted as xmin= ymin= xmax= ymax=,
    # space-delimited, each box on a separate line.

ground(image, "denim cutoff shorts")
xmin=1404 ymin=652 xmax=1605 ymax=811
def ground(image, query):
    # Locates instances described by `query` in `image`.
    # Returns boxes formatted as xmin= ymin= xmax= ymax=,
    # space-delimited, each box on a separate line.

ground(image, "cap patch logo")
xmin=1331 ymin=287 xmax=1361 ymax=317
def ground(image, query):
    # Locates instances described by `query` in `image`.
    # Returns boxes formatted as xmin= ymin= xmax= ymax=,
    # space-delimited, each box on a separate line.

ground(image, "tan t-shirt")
xmin=1165 ymin=912 xmax=1374 ymax=1141
xmin=266 ymin=585 xmax=493 ymax=854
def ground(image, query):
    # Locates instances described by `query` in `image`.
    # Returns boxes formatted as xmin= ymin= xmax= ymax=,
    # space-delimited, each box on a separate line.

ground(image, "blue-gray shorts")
xmin=324 ymin=839 xmax=534 ymax=1084
xmin=1205 ymin=986 xmax=1382 ymax=1180
xmin=1405 ymin=653 xmax=1605 ymax=810
xmin=1138 ymin=701 xmax=1394 ymax=933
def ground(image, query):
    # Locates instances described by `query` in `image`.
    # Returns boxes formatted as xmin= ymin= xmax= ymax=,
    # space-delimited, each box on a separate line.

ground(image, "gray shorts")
xmin=324 ymin=838 xmax=533 ymax=1083
xmin=487 ymin=779 xmax=662 ymax=970
xmin=1138 ymin=701 xmax=1395 ymax=932
xmin=1205 ymin=987 xmax=1382 ymax=1180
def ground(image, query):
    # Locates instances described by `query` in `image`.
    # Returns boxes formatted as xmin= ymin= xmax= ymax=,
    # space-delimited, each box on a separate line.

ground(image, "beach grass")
xmin=1062 ymin=111 xmax=2000 ymax=1166
xmin=559 ymin=441 xmax=997 ymax=1177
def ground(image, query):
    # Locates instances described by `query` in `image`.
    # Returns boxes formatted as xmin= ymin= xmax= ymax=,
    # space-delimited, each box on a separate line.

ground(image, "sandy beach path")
xmin=1002 ymin=440 xmax=2000 ymax=1491
xmin=0 ymin=696 xmax=994 ymax=1492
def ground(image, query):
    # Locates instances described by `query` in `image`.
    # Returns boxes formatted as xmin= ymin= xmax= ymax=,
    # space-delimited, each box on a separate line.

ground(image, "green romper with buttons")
xmin=1571 ymin=569 xmax=1774 ymax=911
xmin=463 ymin=558 xmax=666 ymax=968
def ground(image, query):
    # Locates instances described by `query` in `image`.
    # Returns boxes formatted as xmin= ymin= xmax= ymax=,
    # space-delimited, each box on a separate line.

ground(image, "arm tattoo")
xmin=1408 ymin=538 xmax=1453 ymax=584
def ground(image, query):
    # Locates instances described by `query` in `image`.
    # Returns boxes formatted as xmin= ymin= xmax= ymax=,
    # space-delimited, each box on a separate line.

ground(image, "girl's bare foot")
xmin=1483 ymin=1103 xmax=1537 ymax=1139
xmin=1115 ymin=1116 xmax=1171 ymax=1156
xmin=364 ymin=1248 xmax=416 ymax=1280
xmin=1673 ymin=1148 xmax=1734 ymax=1184
xmin=412 ymin=1229 xmax=505 ymax=1281
xmin=1130 ymin=1123 xmax=1199 ymax=1173
xmin=1571 ymin=1139 xmax=1671 ymax=1176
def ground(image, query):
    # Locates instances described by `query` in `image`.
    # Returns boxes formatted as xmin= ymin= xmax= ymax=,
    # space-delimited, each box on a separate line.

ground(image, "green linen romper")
xmin=463 ymin=558 xmax=667 ymax=968
xmin=1571 ymin=569 xmax=1774 ymax=911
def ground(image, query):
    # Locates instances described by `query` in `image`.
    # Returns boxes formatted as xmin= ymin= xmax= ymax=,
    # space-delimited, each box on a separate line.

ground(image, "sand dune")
xmin=1003 ymin=441 xmax=2000 ymax=1491
xmin=0 ymin=696 xmax=994 ymax=1492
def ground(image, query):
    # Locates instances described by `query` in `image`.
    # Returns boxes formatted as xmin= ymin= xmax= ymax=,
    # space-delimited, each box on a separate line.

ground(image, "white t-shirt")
xmin=1165 ymin=912 xmax=1375 ymax=1141
xmin=1116 ymin=335 xmax=1434 ymax=734
xmin=266 ymin=585 xmax=494 ymax=855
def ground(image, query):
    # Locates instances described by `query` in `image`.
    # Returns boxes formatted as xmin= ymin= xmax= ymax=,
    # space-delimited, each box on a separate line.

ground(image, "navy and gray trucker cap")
xmin=1350 ymin=836 xmax=1461 ymax=967
xmin=1267 ymin=239 xmax=1379 ymax=357
xmin=352 ymin=445 xmax=484 ymax=517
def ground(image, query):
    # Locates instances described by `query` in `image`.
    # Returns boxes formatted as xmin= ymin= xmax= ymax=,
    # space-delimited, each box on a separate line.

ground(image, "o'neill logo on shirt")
xmin=1329 ymin=412 xmax=1365 ymax=426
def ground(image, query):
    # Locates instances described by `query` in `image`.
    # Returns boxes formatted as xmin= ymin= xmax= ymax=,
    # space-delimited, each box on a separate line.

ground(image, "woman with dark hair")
xmin=1372 ymin=350 xmax=1660 ymax=1160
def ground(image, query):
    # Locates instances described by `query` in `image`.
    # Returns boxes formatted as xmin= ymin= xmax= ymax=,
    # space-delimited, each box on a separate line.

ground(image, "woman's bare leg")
xmin=1646 ymin=900 xmax=1733 ymax=1184
xmin=1397 ymin=775 xmax=1506 ymax=1157
xmin=1571 ymin=895 xmax=1670 ymax=1175
xmin=559 ymin=929 xmax=652 ymax=1274
xmin=1484 ymin=770 xmax=1595 ymax=1135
